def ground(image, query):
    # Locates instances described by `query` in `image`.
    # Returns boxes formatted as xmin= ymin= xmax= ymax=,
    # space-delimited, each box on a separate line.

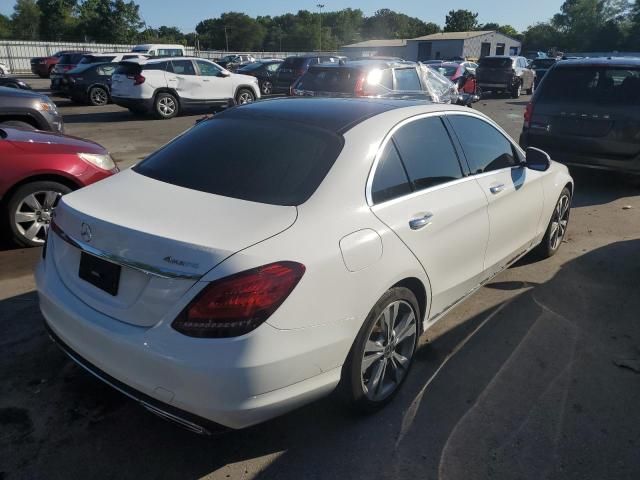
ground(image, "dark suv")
xmin=477 ymin=55 xmax=535 ymax=98
xmin=520 ymin=57 xmax=640 ymax=175
xmin=273 ymin=55 xmax=341 ymax=94
xmin=0 ymin=87 xmax=64 ymax=132
xmin=50 ymin=53 xmax=89 ymax=92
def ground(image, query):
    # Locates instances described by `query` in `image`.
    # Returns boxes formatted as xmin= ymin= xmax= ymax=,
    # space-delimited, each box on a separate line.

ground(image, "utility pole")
xmin=317 ymin=4 xmax=325 ymax=52
xmin=224 ymin=25 xmax=229 ymax=51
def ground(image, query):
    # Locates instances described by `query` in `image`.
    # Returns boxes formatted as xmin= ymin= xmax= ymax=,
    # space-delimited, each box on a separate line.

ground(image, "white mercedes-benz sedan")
xmin=36 ymin=98 xmax=573 ymax=433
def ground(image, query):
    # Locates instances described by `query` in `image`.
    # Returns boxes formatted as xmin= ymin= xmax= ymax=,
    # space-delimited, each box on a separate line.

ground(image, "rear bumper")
xmin=35 ymin=248 xmax=350 ymax=430
xmin=111 ymin=96 xmax=154 ymax=112
xmin=520 ymin=130 xmax=640 ymax=175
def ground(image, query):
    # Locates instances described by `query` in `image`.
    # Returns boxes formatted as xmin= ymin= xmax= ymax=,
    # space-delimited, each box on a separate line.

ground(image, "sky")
xmin=0 ymin=0 xmax=563 ymax=33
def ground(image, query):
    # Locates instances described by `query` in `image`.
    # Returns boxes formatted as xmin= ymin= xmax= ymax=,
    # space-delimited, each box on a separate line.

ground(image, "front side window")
xmin=96 ymin=64 xmax=116 ymax=76
xmin=448 ymin=115 xmax=518 ymax=174
xmin=371 ymin=142 xmax=412 ymax=204
xmin=267 ymin=63 xmax=280 ymax=72
xmin=196 ymin=60 xmax=220 ymax=77
xmin=171 ymin=60 xmax=195 ymax=75
xmin=392 ymin=117 xmax=463 ymax=191
xmin=394 ymin=68 xmax=422 ymax=91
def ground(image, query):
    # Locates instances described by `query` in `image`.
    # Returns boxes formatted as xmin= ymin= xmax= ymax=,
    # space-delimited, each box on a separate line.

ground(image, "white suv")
xmin=111 ymin=57 xmax=261 ymax=119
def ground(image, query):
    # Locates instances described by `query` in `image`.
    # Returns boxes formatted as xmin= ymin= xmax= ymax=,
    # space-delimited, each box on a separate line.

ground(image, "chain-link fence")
xmin=0 ymin=40 xmax=339 ymax=74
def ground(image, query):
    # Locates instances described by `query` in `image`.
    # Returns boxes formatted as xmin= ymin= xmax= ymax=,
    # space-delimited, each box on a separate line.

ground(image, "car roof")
xmin=124 ymin=56 xmax=196 ymax=65
xmin=215 ymin=97 xmax=456 ymax=134
xmin=482 ymin=55 xmax=517 ymax=59
xmin=309 ymin=60 xmax=415 ymax=70
xmin=556 ymin=57 xmax=640 ymax=67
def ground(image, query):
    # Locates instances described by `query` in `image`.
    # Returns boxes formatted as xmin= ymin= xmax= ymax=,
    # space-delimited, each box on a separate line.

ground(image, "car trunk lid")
xmin=50 ymin=169 xmax=298 ymax=327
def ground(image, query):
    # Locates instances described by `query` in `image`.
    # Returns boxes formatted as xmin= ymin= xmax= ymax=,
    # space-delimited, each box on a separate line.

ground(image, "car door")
xmin=447 ymin=113 xmax=544 ymax=278
xmin=368 ymin=115 xmax=490 ymax=319
xmin=166 ymin=59 xmax=200 ymax=102
xmin=195 ymin=60 xmax=233 ymax=101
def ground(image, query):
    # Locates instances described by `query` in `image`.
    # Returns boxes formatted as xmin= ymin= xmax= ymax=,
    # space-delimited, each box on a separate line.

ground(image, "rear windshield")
xmin=59 ymin=53 xmax=85 ymax=64
xmin=479 ymin=57 xmax=513 ymax=68
xmin=537 ymin=66 xmax=640 ymax=105
xmin=282 ymin=57 xmax=308 ymax=68
xmin=133 ymin=117 xmax=344 ymax=206
xmin=433 ymin=65 xmax=458 ymax=77
xmin=295 ymin=68 xmax=359 ymax=93
xmin=531 ymin=59 xmax=556 ymax=68
xmin=114 ymin=62 xmax=142 ymax=75
xmin=79 ymin=55 xmax=116 ymax=64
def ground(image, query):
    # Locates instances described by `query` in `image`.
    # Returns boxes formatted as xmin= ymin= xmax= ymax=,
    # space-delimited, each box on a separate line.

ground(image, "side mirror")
xmin=219 ymin=70 xmax=231 ymax=78
xmin=525 ymin=147 xmax=551 ymax=171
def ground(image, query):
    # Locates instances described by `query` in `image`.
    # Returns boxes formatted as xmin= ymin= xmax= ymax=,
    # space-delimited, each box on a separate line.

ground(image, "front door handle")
xmin=490 ymin=183 xmax=505 ymax=194
xmin=409 ymin=213 xmax=433 ymax=230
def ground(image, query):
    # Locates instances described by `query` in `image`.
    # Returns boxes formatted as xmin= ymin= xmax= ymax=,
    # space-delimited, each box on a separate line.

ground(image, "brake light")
xmin=133 ymin=74 xmax=145 ymax=85
xmin=172 ymin=261 xmax=305 ymax=338
xmin=524 ymin=101 xmax=534 ymax=128
xmin=354 ymin=75 xmax=366 ymax=96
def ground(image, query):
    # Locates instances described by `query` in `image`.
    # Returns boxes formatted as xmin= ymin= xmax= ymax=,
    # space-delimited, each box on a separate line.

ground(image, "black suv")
xmin=477 ymin=55 xmax=535 ymax=98
xmin=273 ymin=55 xmax=341 ymax=94
xmin=520 ymin=57 xmax=640 ymax=175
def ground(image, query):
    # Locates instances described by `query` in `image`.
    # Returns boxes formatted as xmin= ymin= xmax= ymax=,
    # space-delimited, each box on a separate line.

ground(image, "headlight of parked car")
xmin=78 ymin=153 xmax=116 ymax=171
xmin=37 ymin=100 xmax=58 ymax=114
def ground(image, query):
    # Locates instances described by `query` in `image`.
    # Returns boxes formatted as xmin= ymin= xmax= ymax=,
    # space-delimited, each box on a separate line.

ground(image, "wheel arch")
xmin=87 ymin=82 xmax=111 ymax=95
xmin=153 ymin=88 xmax=181 ymax=106
xmin=392 ymin=277 xmax=428 ymax=330
xmin=1 ymin=173 xmax=80 ymax=207
xmin=234 ymin=84 xmax=259 ymax=98
xmin=0 ymin=114 xmax=44 ymax=130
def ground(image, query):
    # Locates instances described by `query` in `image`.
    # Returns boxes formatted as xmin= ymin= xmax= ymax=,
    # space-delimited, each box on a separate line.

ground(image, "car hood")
xmin=0 ymin=86 xmax=48 ymax=100
xmin=6 ymin=128 xmax=106 ymax=154
xmin=232 ymin=73 xmax=259 ymax=85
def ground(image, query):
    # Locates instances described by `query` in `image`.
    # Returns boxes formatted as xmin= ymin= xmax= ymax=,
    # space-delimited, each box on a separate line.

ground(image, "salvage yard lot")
xmin=1 ymin=78 xmax=639 ymax=480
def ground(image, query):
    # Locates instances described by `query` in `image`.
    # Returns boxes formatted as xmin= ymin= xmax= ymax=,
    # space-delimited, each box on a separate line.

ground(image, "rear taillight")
xmin=172 ymin=261 xmax=306 ymax=338
xmin=133 ymin=74 xmax=145 ymax=85
xmin=354 ymin=75 xmax=366 ymax=97
xmin=524 ymin=101 xmax=534 ymax=128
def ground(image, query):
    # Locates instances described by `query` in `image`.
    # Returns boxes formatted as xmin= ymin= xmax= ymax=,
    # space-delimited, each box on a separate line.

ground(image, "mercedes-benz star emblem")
xmin=80 ymin=222 xmax=92 ymax=242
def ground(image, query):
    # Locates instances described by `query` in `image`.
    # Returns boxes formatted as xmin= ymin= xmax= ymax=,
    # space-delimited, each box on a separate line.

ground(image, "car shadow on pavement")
xmin=1 ymin=241 xmax=639 ymax=479
xmin=569 ymin=169 xmax=639 ymax=207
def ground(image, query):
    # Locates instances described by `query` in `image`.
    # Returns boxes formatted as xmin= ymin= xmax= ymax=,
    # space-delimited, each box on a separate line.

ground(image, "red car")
xmin=0 ymin=127 xmax=118 ymax=247
xmin=30 ymin=51 xmax=87 ymax=79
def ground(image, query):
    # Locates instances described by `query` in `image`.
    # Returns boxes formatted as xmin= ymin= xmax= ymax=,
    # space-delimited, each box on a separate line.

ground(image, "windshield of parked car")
xmin=538 ymin=66 xmax=640 ymax=105
xmin=479 ymin=57 xmax=513 ymax=68
xmin=531 ymin=59 xmax=556 ymax=68
xmin=58 ymin=53 xmax=85 ymax=64
xmin=79 ymin=55 xmax=116 ymax=64
xmin=133 ymin=117 xmax=344 ymax=206
xmin=295 ymin=68 xmax=359 ymax=93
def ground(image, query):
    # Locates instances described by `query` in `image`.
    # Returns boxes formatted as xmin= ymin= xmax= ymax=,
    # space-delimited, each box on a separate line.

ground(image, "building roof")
xmin=341 ymin=39 xmax=408 ymax=48
xmin=410 ymin=31 xmax=495 ymax=41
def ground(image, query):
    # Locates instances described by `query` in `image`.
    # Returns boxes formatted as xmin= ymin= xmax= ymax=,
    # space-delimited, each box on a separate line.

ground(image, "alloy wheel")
xmin=237 ymin=92 xmax=254 ymax=104
xmin=13 ymin=190 xmax=61 ymax=244
xmin=90 ymin=87 xmax=108 ymax=106
xmin=361 ymin=300 xmax=417 ymax=402
xmin=158 ymin=97 xmax=176 ymax=117
xmin=261 ymin=81 xmax=272 ymax=95
xmin=550 ymin=194 xmax=570 ymax=251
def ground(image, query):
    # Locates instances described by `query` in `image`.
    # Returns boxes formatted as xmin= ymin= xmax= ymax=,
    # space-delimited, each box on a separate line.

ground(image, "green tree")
xmin=632 ymin=1 xmax=640 ymax=49
xmin=444 ymin=9 xmax=478 ymax=32
xmin=77 ymin=0 xmax=144 ymax=43
xmin=522 ymin=22 xmax=561 ymax=50
xmin=363 ymin=9 xmax=438 ymax=39
xmin=138 ymin=25 xmax=185 ymax=44
xmin=0 ymin=13 xmax=11 ymax=39
xmin=11 ymin=0 xmax=41 ymax=40
xmin=196 ymin=12 xmax=265 ymax=50
xmin=36 ymin=0 xmax=77 ymax=40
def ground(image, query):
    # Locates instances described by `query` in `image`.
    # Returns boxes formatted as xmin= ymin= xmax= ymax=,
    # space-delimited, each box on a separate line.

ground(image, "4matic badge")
xmin=163 ymin=256 xmax=199 ymax=269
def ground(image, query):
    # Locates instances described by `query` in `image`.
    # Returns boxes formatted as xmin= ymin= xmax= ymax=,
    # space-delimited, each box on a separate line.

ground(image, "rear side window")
xmin=371 ymin=142 xmax=412 ymax=203
xmin=448 ymin=115 xmax=518 ymax=173
xmin=171 ymin=60 xmax=195 ymax=75
xmin=133 ymin=118 xmax=344 ymax=206
xmin=115 ymin=63 xmax=141 ymax=75
xmin=158 ymin=48 xmax=183 ymax=57
xmin=479 ymin=57 xmax=513 ymax=68
xmin=537 ymin=66 xmax=640 ymax=106
xmin=143 ymin=61 xmax=169 ymax=72
xmin=96 ymin=64 xmax=116 ymax=76
xmin=393 ymin=117 xmax=463 ymax=190
xmin=283 ymin=58 xmax=307 ymax=69
xmin=295 ymin=68 xmax=359 ymax=93
xmin=394 ymin=68 xmax=422 ymax=90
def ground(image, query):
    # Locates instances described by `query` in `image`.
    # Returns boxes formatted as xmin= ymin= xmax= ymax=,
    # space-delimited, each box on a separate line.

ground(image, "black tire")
xmin=534 ymin=187 xmax=571 ymax=259
xmin=511 ymin=80 xmax=522 ymax=98
xmin=6 ymin=181 xmax=72 ymax=248
xmin=235 ymin=88 xmax=255 ymax=105
xmin=88 ymin=86 xmax=109 ymax=106
xmin=261 ymin=80 xmax=273 ymax=95
xmin=526 ymin=80 xmax=535 ymax=95
xmin=341 ymin=287 xmax=420 ymax=412
xmin=0 ymin=120 xmax=36 ymax=130
xmin=154 ymin=92 xmax=179 ymax=119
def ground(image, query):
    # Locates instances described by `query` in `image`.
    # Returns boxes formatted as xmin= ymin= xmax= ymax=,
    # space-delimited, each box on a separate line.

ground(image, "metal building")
xmin=341 ymin=31 xmax=521 ymax=62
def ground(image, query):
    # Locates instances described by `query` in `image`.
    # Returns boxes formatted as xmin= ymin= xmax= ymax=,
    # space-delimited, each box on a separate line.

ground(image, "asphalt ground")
xmin=1 ymin=77 xmax=639 ymax=480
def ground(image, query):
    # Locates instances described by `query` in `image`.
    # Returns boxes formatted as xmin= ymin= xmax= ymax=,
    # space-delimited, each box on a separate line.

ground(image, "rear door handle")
xmin=409 ymin=213 xmax=433 ymax=230
xmin=489 ymin=183 xmax=505 ymax=194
